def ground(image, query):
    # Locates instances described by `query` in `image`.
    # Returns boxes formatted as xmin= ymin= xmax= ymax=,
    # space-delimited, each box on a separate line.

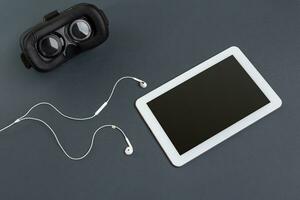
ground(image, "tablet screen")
xmin=147 ymin=56 xmax=270 ymax=155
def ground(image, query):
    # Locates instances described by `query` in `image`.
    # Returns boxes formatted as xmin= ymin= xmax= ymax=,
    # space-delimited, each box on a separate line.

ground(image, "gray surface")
xmin=0 ymin=0 xmax=299 ymax=199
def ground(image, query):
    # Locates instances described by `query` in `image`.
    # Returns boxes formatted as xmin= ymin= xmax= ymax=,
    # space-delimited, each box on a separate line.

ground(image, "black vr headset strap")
xmin=43 ymin=10 xmax=60 ymax=22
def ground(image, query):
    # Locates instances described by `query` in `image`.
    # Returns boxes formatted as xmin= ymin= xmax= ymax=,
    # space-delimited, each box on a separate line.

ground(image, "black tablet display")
xmin=147 ymin=56 xmax=270 ymax=155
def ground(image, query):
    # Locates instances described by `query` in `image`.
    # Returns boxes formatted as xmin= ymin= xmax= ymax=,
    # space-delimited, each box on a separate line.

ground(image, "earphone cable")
xmin=0 ymin=76 xmax=144 ymax=125
xmin=1 ymin=116 xmax=129 ymax=161
xmin=21 ymin=102 xmax=96 ymax=121
xmin=105 ymin=76 xmax=142 ymax=103
xmin=0 ymin=76 xmax=143 ymax=159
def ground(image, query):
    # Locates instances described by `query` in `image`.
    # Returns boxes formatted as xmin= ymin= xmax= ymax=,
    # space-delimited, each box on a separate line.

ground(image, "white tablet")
xmin=136 ymin=46 xmax=282 ymax=167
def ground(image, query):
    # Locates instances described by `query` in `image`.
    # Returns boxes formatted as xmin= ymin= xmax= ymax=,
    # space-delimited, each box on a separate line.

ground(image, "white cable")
xmin=1 ymin=116 xmax=131 ymax=160
xmin=0 ymin=76 xmax=144 ymax=125
xmin=0 ymin=76 xmax=145 ymax=159
xmin=20 ymin=102 xmax=96 ymax=121
xmin=105 ymin=76 xmax=142 ymax=103
xmin=0 ymin=121 xmax=18 ymax=133
xmin=17 ymin=76 xmax=144 ymax=121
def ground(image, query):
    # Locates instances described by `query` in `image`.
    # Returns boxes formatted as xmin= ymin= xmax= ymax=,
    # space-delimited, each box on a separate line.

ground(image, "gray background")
xmin=0 ymin=0 xmax=299 ymax=199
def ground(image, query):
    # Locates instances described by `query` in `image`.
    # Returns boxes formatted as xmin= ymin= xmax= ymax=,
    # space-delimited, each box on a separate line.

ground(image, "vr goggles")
xmin=20 ymin=3 xmax=109 ymax=72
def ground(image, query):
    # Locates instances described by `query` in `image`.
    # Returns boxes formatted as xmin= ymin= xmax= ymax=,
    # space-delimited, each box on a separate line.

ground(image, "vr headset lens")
xmin=69 ymin=19 xmax=92 ymax=41
xmin=38 ymin=19 xmax=92 ymax=58
xmin=38 ymin=34 xmax=64 ymax=58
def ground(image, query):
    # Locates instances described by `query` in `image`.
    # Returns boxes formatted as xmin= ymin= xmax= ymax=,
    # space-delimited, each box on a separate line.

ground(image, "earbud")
xmin=124 ymin=137 xmax=134 ymax=155
xmin=111 ymin=125 xmax=133 ymax=156
xmin=132 ymin=77 xmax=147 ymax=88
xmin=125 ymin=146 xmax=133 ymax=155
xmin=139 ymin=81 xmax=147 ymax=88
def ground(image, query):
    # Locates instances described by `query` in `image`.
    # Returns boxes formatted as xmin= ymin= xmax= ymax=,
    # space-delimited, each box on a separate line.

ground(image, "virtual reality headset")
xmin=20 ymin=3 xmax=109 ymax=72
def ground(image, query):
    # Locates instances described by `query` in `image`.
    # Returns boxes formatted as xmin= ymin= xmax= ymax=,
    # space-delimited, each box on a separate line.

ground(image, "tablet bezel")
xmin=136 ymin=46 xmax=282 ymax=167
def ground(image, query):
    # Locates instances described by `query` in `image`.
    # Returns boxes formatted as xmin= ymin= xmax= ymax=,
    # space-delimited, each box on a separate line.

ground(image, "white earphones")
xmin=94 ymin=76 xmax=147 ymax=116
xmin=132 ymin=77 xmax=147 ymax=88
xmin=0 ymin=76 xmax=147 ymax=160
xmin=112 ymin=125 xmax=133 ymax=155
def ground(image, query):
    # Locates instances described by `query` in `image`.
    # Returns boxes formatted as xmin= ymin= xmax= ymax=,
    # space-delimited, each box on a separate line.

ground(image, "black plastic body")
xmin=20 ymin=3 xmax=109 ymax=72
